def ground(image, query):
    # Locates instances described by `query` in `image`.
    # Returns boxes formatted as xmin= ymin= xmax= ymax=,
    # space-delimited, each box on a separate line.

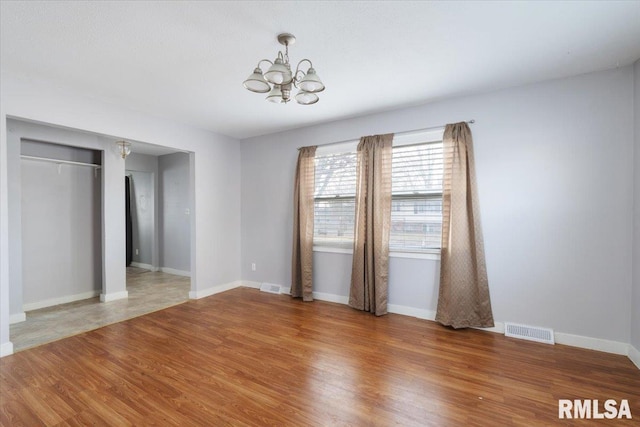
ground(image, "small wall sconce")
xmin=116 ymin=140 xmax=131 ymax=159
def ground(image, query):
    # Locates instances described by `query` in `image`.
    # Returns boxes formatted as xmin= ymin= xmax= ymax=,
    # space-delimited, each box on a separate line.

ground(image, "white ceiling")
xmin=2 ymin=1 xmax=640 ymax=141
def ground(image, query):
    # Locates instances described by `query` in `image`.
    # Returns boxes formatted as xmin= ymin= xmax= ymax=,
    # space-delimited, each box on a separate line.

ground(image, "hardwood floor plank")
xmin=1 ymin=287 xmax=639 ymax=426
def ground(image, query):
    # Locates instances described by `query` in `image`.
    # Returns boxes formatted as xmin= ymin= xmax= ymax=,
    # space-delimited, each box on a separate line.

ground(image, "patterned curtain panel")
xmin=349 ymin=134 xmax=393 ymax=316
xmin=436 ymin=123 xmax=494 ymax=328
xmin=291 ymin=146 xmax=317 ymax=301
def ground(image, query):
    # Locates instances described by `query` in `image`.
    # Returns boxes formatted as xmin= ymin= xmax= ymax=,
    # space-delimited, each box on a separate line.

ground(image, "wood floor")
xmin=1 ymin=287 xmax=638 ymax=426
xmin=10 ymin=268 xmax=190 ymax=352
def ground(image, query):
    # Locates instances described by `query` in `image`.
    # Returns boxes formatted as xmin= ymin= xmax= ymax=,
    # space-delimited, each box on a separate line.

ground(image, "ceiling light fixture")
xmin=116 ymin=140 xmax=131 ymax=159
xmin=243 ymin=33 xmax=325 ymax=105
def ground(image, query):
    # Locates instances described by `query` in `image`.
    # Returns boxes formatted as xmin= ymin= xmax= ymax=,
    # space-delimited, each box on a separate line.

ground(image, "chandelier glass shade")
xmin=243 ymin=33 xmax=325 ymax=105
xmin=116 ymin=140 xmax=131 ymax=159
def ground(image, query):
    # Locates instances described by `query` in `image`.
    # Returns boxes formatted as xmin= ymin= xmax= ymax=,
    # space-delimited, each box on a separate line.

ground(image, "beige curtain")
xmin=436 ymin=123 xmax=494 ymax=328
xmin=291 ymin=146 xmax=317 ymax=301
xmin=349 ymin=134 xmax=393 ymax=316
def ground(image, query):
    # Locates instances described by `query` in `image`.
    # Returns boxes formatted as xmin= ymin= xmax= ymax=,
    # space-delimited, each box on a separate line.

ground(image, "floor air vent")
xmin=259 ymin=283 xmax=281 ymax=294
xmin=504 ymin=322 xmax=554 ymax=345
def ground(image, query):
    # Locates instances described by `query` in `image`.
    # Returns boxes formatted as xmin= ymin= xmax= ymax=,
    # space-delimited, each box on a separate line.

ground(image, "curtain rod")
xmin=298 ymin=119 xmax=475 ymax=150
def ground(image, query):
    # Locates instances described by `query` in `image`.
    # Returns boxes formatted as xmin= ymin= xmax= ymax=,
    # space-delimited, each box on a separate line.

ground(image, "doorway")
xmin=7 ymin=118 xmax=195 ymax=352
xmin=125 ymin=151 xmax=192 ymax=278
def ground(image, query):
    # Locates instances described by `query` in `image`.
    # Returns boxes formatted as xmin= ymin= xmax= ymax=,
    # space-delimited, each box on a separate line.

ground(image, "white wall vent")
xmin=504 ymin=322 xmax=554 ymax=345
xmin=259 ymin=283 xmax=281 ymax=294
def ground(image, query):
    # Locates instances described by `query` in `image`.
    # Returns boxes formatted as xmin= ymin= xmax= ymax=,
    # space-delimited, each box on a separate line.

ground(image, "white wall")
xmin=241 ymin=66 xmax=635 ymax=345
xmin=158 ymin=152 xmax=191 ymax=272
xmin=632 ymin=59 xmax=640 ymax=353
xmin=0 ymin=70 xmax=242 ymax=355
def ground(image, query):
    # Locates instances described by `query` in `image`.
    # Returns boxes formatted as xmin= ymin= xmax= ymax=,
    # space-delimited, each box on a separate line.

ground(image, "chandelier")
xmin=115 ymin=140 xmax=131 ymax=159
xmin=243 ymin=33 xmax=325 ymax=105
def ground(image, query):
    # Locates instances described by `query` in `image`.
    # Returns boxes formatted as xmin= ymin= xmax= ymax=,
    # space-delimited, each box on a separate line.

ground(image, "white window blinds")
xmin=313 ymin=151 xmax=357 ymax=248
xmin=390 ymin=142 xmax=443 ymax=252
xmin=312 ymin=137 xmax=444 ymax=253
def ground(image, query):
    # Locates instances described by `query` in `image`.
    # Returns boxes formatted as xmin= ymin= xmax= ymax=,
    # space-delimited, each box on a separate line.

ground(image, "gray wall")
xmin=241 ymin=66 xmax=634 ymax=343
xmin=158 ymin=152 xmax=191 ymax=272
xmin=21 ymin=149 xmax=101 ymax=305
xmin=632 ymin=59 xmax=640 ymax=352
xmin=9 ymin=123 xmax=102 ymax=312
xmin=126 ymin=152 xmax=160 ymax=268
xmin=127 ymin=171 xmax=153 ymax=265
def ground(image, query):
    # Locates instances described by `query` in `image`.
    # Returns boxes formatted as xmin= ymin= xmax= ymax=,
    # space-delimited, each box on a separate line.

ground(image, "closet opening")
xmin=7 ymin=118 xmax=194 ymax=352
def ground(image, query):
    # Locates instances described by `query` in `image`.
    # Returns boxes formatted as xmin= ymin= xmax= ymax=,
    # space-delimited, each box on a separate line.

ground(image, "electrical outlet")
xmin=251 ymin=263 xmax=256 ymax=271
xmin=135 ymin=249 xmax=139 ymax=255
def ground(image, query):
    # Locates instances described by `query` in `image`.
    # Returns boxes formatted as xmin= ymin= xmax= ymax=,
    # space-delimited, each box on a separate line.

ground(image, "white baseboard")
xmin=241 ymin=281 xmax=262 ymax=289
xmin=130 ymin=262 xmax=157 ymax=271
xmin=100 ymin=290 xmax=129 ymax=303
xmin=312 ymin=292 xmax=349 ymax=305
xmin=160 ymin=267 xmax=190 ymax=277
xmin=387 ymin=303 xmax=435 ymax=321
xmin=1 ymin=341 xmax=14 ymax=357
xmin=9 ymin=312 xmax=26 ymax=324
xmin=24 ymin=290 xmax=101 ymax=312
xmin=189 ymin=280 xmax=243 ymax=299
xmin=288 ymin=289 xmax=635 ymax=359
xmin=267 ymin=285 xmax=346 ymax=303
xmin=627 ymin=344 xmax=640 ymax=370
xmin=553 ymin=332 xmax=629 ymax=355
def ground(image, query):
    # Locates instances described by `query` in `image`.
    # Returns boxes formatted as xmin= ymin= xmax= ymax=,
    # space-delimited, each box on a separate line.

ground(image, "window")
xmin=313 ymin=132 xmax=443 ymax=253
xmin=390 ymin=142 xmax=443 ymax=252
xmin=313 ymin=151 xmax=357 ymax=248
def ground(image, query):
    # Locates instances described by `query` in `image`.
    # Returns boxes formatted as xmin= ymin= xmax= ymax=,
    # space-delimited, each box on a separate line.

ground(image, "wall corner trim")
xmin=0 ymin=342 xmax=14 ymax=358
xmin=100 ymin=291 xmax=129 ymax=303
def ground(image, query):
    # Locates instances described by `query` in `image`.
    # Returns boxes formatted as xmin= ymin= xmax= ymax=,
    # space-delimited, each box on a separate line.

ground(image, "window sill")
xmin=390 ymin=251 xmax=440 ymax=260
xmin=313 ymin=246 xmax=440 ymax=260
xmin=313 ymin=246 xmax=353 ymax=254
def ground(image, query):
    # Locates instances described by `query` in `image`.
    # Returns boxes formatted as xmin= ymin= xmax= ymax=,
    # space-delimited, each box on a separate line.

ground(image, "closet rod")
xmin=298 ymin=119 xmax=475 ymax=150
xmin=20 ymin=155 xmax=101 ymax=169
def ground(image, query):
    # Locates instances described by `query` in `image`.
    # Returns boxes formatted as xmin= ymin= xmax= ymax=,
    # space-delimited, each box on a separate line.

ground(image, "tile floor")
xmin=9 ymin=267 xmax=190 ymax=352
